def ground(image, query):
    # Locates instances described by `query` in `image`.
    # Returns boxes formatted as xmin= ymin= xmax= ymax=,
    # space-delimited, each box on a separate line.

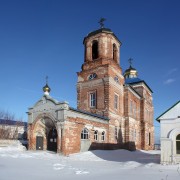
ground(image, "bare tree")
xmin=0 ymin=109 xmax=24 ymax=140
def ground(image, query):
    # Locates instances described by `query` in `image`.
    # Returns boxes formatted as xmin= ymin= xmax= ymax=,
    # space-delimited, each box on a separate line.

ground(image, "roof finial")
xmin=128 ymin=58 xmax=133 ymax=67
xmin=98 ymin=18 xmax=106 ymax=28
xmin=43 ymin=76 xmax=51 ymax=95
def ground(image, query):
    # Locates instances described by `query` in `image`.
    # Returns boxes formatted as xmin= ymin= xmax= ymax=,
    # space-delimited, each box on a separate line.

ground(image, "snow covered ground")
xmin=0 ymin=142 xmax=180 ymax=180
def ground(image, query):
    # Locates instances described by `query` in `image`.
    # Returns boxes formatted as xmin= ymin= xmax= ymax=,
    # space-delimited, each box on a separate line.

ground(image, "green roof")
xmin=156 ymin=100 xmax=180 ymax=122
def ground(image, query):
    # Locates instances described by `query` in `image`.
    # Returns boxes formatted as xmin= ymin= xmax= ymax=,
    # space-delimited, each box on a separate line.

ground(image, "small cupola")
xmin=124 ymin=58 xmax=138 ymax=79
xmin=43 ymin=76 xmax=51 ymax=95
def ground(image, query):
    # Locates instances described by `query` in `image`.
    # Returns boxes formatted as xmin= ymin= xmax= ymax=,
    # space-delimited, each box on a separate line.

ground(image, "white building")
xmin=156 ymin=100 xmax=180 ymax=164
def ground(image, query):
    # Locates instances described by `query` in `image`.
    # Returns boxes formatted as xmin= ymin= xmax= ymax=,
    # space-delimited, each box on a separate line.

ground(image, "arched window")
xmin=176 ymin=134 xmax=180 ymax=154
xmin=101 ymin=131 xmax=105 ymax=141
xmin=94 ymin=130 xmax=98 ymax=141
xmin=92 ymin=40 xmax=99 ymax=60
xmin=81 ymin=128 xmax=89 ymax=139
xmin=113 ymin=43 xmax=117 ymax=61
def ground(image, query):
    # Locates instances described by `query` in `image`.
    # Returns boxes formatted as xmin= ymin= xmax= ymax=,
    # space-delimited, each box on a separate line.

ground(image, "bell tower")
xmin=77 ymin=21 xmax=125 ymax=143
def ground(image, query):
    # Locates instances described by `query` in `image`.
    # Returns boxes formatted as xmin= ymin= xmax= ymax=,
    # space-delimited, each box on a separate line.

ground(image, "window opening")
xmin=94 ymin=130 xmax=98 ymax=141
xmin=176 ymin=134 xmax=180 ymax=154
xmin=113 ymin=43 xmax=117 ymax=61
xmin=101 ymin=131 xmax=105 ymax=141
xmin=90 ymin=92 xmax=96 ymax=107
xmin=92 ymin=41 xmax=99 ymax=60
xmin=81 ymin=128 xmax=89 ymax=139
xmin=114 ymin=94 xmax=118 ymax=110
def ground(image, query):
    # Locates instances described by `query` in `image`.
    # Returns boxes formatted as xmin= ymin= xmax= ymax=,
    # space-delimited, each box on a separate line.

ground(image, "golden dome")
xmin=43 ymin=83 xmax=51 ymax=93
xmin=124 ymin=65 xmax=138 ymax=79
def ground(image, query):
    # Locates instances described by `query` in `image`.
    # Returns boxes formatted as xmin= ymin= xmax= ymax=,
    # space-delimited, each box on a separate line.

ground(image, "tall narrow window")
xmin=113 ymin=43 xmax=117 ymax=61
xmin=149 ymin=133 xmax=151 ymax=146
xmin=130 ymin=100 xmax=133 ymax=115
xmin=90 ymin=92 xmax=96 ymax=108
xmin=101 ymin=131 xmax=105 ymax=141
xmin=176 ymin=134 xmax=180 ymax=154
xmin=92 ymin=40 xmax=98 ymax=60
xmin=94 ymin=130 xmax=98 ymax=141
xmin=81 ymin=128 xmax=89 ymax=139
xmin=114 ymin=94 xmax=118 ymax=110
xmin=134 ymin=102 xmax=137 ymax=118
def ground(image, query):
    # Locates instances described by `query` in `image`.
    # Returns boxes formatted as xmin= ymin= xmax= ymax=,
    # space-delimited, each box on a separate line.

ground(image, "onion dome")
xmin=124 ymin=65 xmax=138 ymax=79
xmin=124 ymin=58 xmax=138 ymax=79
xmin=43 ymin=76 xmax=51 ymax=95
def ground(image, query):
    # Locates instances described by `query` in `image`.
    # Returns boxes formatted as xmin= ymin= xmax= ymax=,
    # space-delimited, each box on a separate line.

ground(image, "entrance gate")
xmin=47 ymin=128 xmax=57 ymax=152
xmin=36 ymin=136 xmax=43 ymax=150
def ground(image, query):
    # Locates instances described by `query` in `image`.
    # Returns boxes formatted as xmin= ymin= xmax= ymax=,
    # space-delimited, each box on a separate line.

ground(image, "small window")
xmin=90 ymin=92 xmax=96 ymax=108
xmin=92 ymin=40 xmax=99 ymax=60
xmin=113 ymin=43 xmax=117 ymax=61
xmin=149 ymin=133 xmax=151 ymax=146
xmin=89 ymin=73 xmax=97 ymax=80
xmin=176 ymin=134 xmax=180 ymax=154
xmin=101 ymin=131 xmax=105 ymax=141
xmin=114 ymin=76 xmax=119 ymax=83
xmin=94 ymin=130 xmax=98 ymax=141
xmin=81 ymin=128 xmax=89 ymax=139
xmin=114 ymin=94 xmax=118 ymax=110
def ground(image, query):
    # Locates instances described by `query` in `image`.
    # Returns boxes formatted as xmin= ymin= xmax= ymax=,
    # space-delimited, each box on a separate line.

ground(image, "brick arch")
xmin=29 ymin=113 xmax=58 ymax=151
xmin=32 ymin=113 xmax=58 ymax=130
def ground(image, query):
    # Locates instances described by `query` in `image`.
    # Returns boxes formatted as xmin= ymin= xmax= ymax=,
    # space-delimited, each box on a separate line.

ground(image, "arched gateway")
xmin=27 ymin=81 xmax=109 ymax=155
xmin=33 ymin=116 xmax=57 ymax=152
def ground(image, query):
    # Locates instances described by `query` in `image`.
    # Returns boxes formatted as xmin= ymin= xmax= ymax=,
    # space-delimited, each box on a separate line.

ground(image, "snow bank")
xmin=0 ymin=140 xmax=26 ymax=152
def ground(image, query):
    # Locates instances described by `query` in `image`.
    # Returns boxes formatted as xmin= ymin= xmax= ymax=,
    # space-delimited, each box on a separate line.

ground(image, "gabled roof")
xmin=125 ymin=78 xmax=153 ymax=93
xmin=156 ymin=100 xmax=180 ymax=122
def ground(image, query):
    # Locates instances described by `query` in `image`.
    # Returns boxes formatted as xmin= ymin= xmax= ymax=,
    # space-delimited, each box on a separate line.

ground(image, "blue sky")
xmin=0 ymin=0 xmax=180 ymax=142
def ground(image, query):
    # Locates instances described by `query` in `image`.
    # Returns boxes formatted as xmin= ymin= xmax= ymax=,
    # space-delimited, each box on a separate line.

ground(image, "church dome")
xmin=124 ymin=65 xmax=138 ymax=79
xmin=43 ymin=84 xmax=51 ymax=94
xmin=43 ymin=76 xmax=51 ymax=95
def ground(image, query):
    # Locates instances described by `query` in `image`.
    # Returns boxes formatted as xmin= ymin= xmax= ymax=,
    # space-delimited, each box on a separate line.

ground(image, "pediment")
xmin=157 ymin=101 xmax=180 ymax=120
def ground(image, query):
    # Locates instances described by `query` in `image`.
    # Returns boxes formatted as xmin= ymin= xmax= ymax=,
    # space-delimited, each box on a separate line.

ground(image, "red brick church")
xmin=27 ymin=24 xmax=154 ymax=155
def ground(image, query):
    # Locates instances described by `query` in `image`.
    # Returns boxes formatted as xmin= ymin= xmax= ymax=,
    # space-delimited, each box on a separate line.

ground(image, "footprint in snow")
xmin=75 ymin=170 xmax=89 ymax=175
xmin=53 ymin=163 xmax=66 ymax=170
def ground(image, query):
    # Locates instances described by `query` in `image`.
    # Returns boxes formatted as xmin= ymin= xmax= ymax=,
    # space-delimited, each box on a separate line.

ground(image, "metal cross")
xmin=128 ymin=58 xmax=133 ymax=66
xmin=98 ymin=18 xmax=106 ymax=28
xmin=46 ymin=76 xmax=48 ymax=84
